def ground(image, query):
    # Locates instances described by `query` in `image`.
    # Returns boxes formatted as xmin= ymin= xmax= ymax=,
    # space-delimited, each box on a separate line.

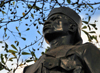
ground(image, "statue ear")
xmin=68 ymin=24 xmax=77 ymax=32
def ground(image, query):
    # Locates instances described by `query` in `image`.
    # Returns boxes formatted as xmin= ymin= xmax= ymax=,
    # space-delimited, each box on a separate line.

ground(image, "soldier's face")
xmin=43 ymin=14 xmax=77 ymax=42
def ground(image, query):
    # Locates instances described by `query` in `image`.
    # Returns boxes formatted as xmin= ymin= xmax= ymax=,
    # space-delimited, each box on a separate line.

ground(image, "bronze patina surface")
xmin=23 ymin=7 xmax=100 ymax=73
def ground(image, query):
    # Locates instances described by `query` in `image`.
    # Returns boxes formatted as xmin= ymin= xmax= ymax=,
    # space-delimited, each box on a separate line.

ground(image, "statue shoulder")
xmin=82 ymin=42 xmax=99 ymax=55
xmin=84 ymin=42 xmax=97 ymax=47
xmin=74 ymin=42 xmax=99 ymax=55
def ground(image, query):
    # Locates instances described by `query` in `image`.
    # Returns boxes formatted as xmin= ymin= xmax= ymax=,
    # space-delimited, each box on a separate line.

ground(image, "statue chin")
xmin=44 ymin=31 xmax=68 ymax=43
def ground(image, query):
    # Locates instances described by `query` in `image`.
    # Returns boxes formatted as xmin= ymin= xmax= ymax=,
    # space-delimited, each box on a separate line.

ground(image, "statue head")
xmin=43 ymin=7 xmax=82 ymax=45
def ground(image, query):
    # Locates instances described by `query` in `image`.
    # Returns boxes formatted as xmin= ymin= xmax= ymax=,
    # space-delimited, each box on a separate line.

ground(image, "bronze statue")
xmin=23 ymin=7 xmax=100 ymax=73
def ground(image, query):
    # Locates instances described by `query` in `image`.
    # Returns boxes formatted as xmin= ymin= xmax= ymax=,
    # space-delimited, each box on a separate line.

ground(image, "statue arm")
xmin=82 ymin=43 xmax=100 ymax=73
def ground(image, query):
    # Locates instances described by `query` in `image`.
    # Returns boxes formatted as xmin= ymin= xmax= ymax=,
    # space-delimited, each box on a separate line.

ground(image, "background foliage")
xmin=0 ymin=0 xmax=100 ymax=73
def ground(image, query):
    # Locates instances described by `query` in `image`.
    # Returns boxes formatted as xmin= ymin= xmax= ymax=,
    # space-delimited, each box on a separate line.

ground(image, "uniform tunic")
xmin=23 ymin=43 xmax=100 ymax=73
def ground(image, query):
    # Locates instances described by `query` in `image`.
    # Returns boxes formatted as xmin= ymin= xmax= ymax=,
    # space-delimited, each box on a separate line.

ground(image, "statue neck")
xmin=50 ymin=35 xmax=74 ymax=48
